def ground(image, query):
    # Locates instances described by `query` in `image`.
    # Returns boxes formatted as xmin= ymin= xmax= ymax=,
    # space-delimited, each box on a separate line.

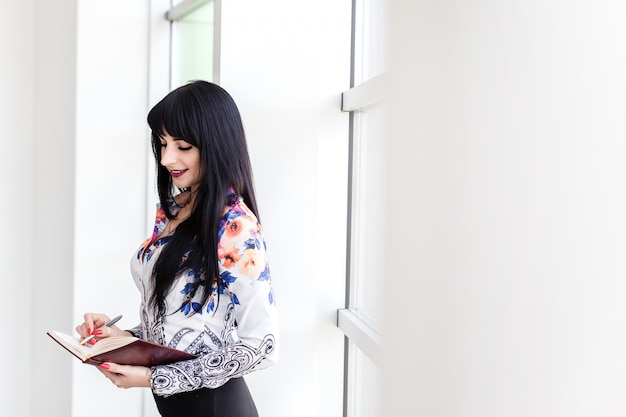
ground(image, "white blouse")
xmin=129 ymin=194 xmax=279 ymax=397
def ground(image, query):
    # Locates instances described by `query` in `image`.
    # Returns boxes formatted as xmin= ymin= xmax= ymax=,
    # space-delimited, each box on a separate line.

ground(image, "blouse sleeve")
xmin=150 ymin=206 xmax=279 ymax=397
xmin=125 ymin=324 xmax=143 ymax=339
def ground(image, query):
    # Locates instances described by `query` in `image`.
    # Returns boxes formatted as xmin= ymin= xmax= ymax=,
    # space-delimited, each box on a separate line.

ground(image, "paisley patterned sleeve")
xmin=125 ymin=324 xmax=143 ymax=339
xmin=150 ymin=204 xmax=279 ymax=397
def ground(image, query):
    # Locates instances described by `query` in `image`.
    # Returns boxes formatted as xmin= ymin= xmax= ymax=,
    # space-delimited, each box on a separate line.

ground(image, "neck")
xmin=175 ymin=189 xmax=192 ymax=207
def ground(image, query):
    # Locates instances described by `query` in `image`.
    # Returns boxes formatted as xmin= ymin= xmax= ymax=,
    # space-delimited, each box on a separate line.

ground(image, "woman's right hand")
xmin=76 ymin=313 xmax=127 ymax=343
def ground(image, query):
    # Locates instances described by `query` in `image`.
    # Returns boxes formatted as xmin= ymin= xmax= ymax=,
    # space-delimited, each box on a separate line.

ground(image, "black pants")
xmin=153 ymin=377 xmax=259 ymax=417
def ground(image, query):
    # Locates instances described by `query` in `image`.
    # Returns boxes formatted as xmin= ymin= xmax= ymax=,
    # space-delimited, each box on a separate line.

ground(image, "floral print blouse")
xmin=129 ymin=192 xmax=279 ymax=397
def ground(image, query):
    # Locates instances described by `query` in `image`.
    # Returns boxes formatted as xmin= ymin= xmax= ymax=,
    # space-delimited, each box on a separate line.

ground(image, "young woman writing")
xmin=76 ymin=80 xmax=279 ymax=417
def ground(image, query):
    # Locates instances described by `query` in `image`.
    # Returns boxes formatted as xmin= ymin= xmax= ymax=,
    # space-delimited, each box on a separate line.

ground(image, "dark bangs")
xmin=147 ymin=86 xmax=204 ymax=150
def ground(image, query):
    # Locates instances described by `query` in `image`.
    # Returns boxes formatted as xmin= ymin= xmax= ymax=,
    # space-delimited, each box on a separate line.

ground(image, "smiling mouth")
xmin=170 ymin=169 xmax=187 ymax=178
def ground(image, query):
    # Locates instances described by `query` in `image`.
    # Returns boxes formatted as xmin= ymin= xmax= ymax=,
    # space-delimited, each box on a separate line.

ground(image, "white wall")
xmin=31 ymin=1 xmax=78 ymax=414
xmin=384 ymin=1 xmax=626 ymax=416
xmin=0 ymin=1 xmax=36 ymax=416
xmin=0 ymin=1 xmax=141 ymax=416
xmin=72 ymin=1 xmax=151 ymax=416
xmin=1 ymin=1 xmax=80 ymax=416
xmin=1 ymin=0 xmax=81 ymax=415
xmin=220 ymin=1 xmax=351 ymax=416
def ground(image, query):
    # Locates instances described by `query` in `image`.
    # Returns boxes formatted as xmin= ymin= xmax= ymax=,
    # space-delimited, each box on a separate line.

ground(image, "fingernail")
xmin=100 ymin=363 xmax=110 ymax=370
xmin=92 ymin=329 xmax=103 ymax=336
xmin=89 ymin=338 xmax=97 ymax=345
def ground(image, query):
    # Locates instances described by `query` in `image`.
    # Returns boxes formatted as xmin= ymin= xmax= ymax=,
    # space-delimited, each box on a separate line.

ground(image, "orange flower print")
xmin=155 ymin=208 xmax=167 ymax=223
xmin=218 ymin=246 xmax=241 ymax=268
xmin=225 ymin=218 xmax=244 ymax=238
xmin=238 ymin=249 xmax=265 ymax=277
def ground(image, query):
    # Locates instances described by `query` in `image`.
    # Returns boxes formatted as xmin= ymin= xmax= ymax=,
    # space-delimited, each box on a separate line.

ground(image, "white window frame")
xmin=338 ymin=1 xmax=387 ymax=415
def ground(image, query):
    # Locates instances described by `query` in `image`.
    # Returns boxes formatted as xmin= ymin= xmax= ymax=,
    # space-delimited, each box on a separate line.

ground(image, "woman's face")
xmin=159 ymin=129 xmax=202 ymax=191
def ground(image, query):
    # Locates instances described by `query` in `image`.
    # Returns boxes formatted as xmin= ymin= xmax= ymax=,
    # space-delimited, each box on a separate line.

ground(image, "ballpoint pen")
xmin=81 ymin=314 xmax=123 ymax=345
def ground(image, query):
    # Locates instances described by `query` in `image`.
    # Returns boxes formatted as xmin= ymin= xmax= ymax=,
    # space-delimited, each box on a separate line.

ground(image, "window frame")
xmin=338 ymin=0 xmax=386 ymax=416
xmin=165 ymin=0 xmax=221 ymax=87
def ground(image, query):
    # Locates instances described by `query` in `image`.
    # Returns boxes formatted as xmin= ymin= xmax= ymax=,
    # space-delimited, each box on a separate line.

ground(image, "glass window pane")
xmin=350 ymin=102 xmax=387 ymax=329
xmin=347 ymin=342 xmax=382 ymax=417
xmin=172 ymin=1 xmax=215 ymax=87
xmin=354 ymin=0 xmax=388 ymax=84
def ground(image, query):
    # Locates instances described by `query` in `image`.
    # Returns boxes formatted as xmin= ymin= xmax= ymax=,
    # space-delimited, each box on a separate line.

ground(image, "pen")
xmin=80 ymin=314 xmax=123 ymax=345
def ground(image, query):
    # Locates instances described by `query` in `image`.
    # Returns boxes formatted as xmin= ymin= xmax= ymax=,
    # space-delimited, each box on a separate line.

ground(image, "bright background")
xmin=5 ymin=1 xmax=626 ymax=417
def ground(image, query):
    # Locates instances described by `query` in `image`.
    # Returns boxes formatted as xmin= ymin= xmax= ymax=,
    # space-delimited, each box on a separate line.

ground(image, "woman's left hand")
xmin=98 ymin=362 xmax=152 ymax=389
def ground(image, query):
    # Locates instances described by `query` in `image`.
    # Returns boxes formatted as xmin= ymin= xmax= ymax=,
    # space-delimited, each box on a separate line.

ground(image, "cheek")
xmin=193 ymin=155 xmax=201 ymax=169
xmin=191 ymin=153 xmax=202 ymax=175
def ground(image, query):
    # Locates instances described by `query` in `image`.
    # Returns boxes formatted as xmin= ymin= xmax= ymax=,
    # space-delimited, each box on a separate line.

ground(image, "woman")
xmin=76 ymin=80 xmax=279 ymax=417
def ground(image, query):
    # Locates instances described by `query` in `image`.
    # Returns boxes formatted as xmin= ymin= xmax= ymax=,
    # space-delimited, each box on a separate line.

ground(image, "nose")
xmin=160 ymin=145 xmax=176 ymax=167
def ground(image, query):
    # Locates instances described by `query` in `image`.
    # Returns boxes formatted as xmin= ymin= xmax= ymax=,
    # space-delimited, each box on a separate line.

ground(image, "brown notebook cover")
xmin=48 ymin=331 xmax=197 ymax=366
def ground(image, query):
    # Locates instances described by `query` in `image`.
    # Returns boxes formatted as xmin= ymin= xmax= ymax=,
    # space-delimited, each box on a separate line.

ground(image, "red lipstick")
xmin=170 ymin=169 xmax=187 ymax=178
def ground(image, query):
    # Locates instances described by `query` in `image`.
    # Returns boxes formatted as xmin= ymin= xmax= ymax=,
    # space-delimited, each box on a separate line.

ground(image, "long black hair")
xmin=147 ymin=80 xmax=259 ymax=315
